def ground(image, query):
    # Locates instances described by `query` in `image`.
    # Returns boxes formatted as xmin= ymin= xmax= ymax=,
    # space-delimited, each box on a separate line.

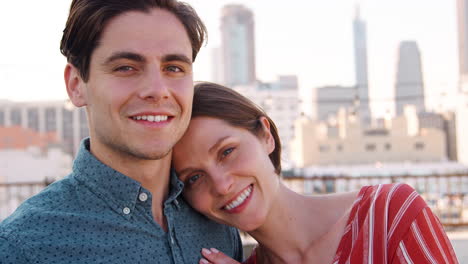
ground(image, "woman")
xmin=172 ymin=82 xmax=458 ymax=264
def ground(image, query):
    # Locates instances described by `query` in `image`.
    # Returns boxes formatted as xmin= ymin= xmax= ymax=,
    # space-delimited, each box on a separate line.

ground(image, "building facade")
xmin=0 ymin=100 xmax=88 ymax=156
xmin=313 ymin=85 xmax=355 ymax=122
xmin=292 ymin=107 xmax=447 ymax=167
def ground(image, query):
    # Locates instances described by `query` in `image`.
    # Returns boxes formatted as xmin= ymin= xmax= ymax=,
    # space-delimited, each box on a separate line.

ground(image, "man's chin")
xmin=132 ymin=148 xmax=172 ymax=161
xmin=116 ymin=143 xmax=173 ymax=161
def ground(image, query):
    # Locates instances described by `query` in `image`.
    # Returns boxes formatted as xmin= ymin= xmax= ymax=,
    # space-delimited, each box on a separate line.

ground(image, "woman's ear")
xmin=259 ymin=116 xmax=275 ymax=155
xmin=64 ymin=63 xmax=88 ymax=107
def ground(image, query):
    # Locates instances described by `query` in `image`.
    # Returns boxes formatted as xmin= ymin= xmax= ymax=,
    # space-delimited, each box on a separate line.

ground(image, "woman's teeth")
xmin=224 ymin=185 xmax=253 ymax=210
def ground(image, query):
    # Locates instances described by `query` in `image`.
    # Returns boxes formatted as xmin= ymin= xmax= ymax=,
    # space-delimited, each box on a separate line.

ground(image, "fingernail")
xmin=200 ymin=258 xmax=209 ymax=264
xmin=210 ymin=248 xmax=219 ymax=253
xmin=202 ymin=248 xmax=211 ymax=255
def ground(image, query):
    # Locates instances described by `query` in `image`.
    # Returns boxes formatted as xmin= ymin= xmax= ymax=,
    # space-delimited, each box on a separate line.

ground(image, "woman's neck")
xmin=247 ymin=185 xmax=356 ymax=264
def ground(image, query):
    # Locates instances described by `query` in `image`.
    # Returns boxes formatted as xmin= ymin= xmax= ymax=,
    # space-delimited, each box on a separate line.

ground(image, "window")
xmin=319 ymin=145 xmax=330 ymax=152
xmin=337 ymin=144 xmax=343 ymax=151
xmin=415 ymin=142 xmax=425 ymax=150
xmin=45 ymin=108 xmax=57 ymax=132
xmin=0 ymin=110 xmax=4 ymax=126
xmin=27 ymin=108 xmax=39 ymax=131
xmin=385 ymin=143 xmax=391 ymax=151
xmin=10 ymin=108 xmax=22 ymax=126
xmin=365 ymin=143 xmax=376 ymax=151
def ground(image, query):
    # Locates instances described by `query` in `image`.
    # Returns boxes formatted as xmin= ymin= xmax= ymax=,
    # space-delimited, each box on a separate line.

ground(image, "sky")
xmin=0 ymin=0 xmax=459 ymax=117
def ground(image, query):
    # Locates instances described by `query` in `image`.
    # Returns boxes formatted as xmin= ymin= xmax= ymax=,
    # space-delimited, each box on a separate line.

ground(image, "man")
xmin=0 ymin=0 xmax=243 ymax=263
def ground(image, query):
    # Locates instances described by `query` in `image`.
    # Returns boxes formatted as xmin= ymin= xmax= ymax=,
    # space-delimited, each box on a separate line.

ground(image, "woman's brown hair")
xmin=192 ymin=82 xmax=282 ymax=174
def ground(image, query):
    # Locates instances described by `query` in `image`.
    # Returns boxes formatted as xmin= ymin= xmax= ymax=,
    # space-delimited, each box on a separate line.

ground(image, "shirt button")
xmin=139 ymin=193 xmax=148 ymax=202
xmin=123 ymin=207 xmax=131 ymax=215
xmin=170 ymin=236 xmax=175 ymax=244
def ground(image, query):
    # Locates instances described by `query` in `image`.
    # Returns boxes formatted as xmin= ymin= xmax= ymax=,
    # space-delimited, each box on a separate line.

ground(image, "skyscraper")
xmin=395 ymin=41 xmax=425 ymax=116
xmin=220 ymin=5 xmax=256 ymax=87
xmin=458 ymin=0 xmax=468 ymax=90
xmin=456 ymin=0 xmax=468 ymax=164
xmin=352 ymin=5 xmax=371 ymax=122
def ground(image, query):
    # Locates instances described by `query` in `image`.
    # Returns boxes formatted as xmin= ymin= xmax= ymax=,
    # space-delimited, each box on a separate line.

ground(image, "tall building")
xmin=395 ymin=41 xmax=425 ymax=116
xmin=456 ymin=0 xmax=468 ymax=164
xmin=0 ymin=100 xmax=88 ymax=156
xmin=352 ymin=5 xmax=371 ymax=122
xmin=221 ymin=5 xmax=256 ymax=87
xmin=458 ymin=0 xmax=468 ymax=90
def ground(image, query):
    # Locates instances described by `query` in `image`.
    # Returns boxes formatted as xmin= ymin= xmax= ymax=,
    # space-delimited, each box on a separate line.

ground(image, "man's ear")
xmin=64 ymin=63 xmax=87 ymax=107
xmin=259 ymin=116 xmax=275 ymax=155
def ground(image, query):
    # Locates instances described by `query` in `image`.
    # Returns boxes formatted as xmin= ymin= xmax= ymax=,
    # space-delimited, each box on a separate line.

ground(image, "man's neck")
xmin=88 ymin=140 xmax=173 ymax=228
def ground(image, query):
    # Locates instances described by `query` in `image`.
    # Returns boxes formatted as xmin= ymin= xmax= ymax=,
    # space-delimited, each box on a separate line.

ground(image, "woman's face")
xmin=172 ymin=116 xmax=280 ymax=231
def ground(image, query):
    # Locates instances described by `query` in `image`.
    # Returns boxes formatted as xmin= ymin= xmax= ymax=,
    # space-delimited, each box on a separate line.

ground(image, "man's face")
xmin=68 ymin=8 xmax=194 ymax=162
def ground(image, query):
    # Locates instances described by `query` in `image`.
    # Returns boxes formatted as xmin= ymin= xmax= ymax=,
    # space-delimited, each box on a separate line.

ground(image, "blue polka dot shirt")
xmin=0 ymin=138 xmax=243 ymax=263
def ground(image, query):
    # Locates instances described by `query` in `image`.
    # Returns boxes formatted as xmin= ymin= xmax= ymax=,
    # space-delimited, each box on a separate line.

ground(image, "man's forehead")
xmin=93 ymin=8 xmax=192 ymax=62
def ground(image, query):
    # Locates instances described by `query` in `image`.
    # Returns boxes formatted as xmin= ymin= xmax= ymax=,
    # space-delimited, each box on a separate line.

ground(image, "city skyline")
xmin=0 ymin=0 xmax=459 ymax=118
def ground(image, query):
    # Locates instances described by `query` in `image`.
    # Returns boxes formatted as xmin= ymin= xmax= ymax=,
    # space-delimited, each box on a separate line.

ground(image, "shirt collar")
xmin=166 ymin=169 xmax=184 ymax=205
xmin=72 ymin=138 xmax=184 ymax=217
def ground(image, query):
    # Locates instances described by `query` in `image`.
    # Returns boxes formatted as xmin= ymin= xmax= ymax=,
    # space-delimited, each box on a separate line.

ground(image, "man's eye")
xmin=114 ymin=66 xmax=135 ymax=72
xmin=221 ymin=147 xmax=234 ymax=158
xmin=166 ymin=65 xmax=183 ymax=72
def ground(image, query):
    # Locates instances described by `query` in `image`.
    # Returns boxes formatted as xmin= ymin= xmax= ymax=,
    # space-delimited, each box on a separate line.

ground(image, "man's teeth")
xmin=132 ymin=115 xmax=168 ymax=122
xmin=225 ymin=185 xmax=253 ymax=210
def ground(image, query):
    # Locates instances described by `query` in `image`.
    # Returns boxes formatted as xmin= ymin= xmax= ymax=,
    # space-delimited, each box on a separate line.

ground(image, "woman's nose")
xmin=210 ymin=170 xmax=234 ymax=196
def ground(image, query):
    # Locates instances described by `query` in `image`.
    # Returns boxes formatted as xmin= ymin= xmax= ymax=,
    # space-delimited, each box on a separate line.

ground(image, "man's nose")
xmin=138 ymin=70 xmax=170 ymax=101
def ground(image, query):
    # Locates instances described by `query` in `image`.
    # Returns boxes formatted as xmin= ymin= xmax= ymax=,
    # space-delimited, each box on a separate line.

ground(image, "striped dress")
xmin=244 ymin=183 xmax=459 ymax=264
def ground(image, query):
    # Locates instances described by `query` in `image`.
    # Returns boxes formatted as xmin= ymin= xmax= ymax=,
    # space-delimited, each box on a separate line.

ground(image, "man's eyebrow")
xmin=103 ymin=51 xmax=146 ymax=65
xmin=162 ymin=54 xmax=192 ymax=65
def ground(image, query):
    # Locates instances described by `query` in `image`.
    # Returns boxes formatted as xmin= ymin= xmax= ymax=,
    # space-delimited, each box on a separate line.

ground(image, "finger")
xmin=201 ymin=248 xmax=240 ymax=264
xmin=199 ymin=258 xmax=211 ymax=264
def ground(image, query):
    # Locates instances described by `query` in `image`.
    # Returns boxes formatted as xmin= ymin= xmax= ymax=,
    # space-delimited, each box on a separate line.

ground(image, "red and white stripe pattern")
xmin=333 ymin=183 xmax=459 ymax=264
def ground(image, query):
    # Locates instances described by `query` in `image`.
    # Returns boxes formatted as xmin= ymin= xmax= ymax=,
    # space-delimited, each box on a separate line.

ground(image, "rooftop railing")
xmin=282 ymin=173 xmax=468 ymax=226
xmin=1 ymin=174 xmax=468 ymax=226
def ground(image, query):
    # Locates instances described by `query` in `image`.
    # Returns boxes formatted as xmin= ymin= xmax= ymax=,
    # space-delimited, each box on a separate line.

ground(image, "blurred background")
xmin=1 ymin=0 xmax=468 ymax=261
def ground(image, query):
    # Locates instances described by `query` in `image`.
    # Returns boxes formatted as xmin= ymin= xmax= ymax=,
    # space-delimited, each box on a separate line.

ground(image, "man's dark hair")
xmin=60 ymin=0 xmax=207 ymax=82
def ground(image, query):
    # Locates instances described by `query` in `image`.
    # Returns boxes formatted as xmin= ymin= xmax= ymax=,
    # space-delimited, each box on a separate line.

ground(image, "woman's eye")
xmin=221 ymin=147 xmax=234 ymax=158
xmin=187 ymin=174 xmax=201 ymax=185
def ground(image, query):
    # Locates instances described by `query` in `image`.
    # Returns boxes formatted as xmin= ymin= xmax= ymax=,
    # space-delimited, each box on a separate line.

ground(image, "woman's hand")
xmin=199 ymin=248 xmax=241 ymax=264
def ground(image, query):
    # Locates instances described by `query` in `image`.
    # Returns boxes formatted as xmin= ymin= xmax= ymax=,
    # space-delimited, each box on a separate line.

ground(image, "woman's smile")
xmin=222 ymin=184 xmax=254 ymax=213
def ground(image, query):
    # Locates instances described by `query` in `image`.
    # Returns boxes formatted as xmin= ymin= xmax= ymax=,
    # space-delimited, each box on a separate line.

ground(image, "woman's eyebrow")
xmin=208 ymin=136 xmax=230 ymax=154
